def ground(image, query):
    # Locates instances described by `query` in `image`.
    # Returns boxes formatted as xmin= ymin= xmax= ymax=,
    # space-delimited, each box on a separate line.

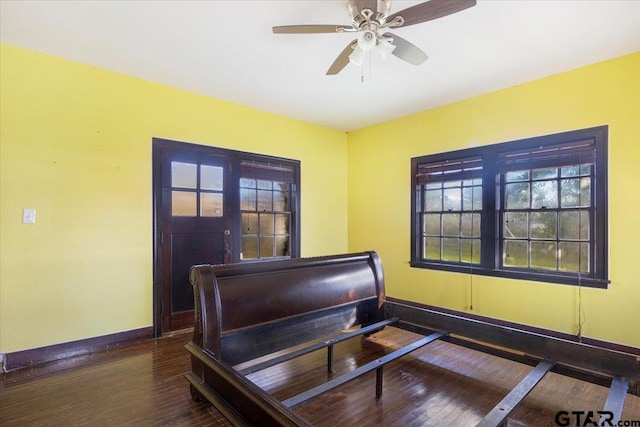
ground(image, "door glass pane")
xmin=201 ymin=165 xmax=223 ymax=191
xmin=200 ymin=193 xmax=223 ymax=217
xmin=172 ymin=191 xmax=197 ymax=216
xmin=172 ymin=162 xmax=197 ymax=189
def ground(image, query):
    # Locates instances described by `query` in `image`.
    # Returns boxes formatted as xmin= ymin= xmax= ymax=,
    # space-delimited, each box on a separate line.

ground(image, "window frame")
xmin=238 ymin=159 xmax=298 ymax=261
xmin=417 ymin=156 xmax=484 ymax=265
xmin=410 ymin=126 xmax=608 ymax=288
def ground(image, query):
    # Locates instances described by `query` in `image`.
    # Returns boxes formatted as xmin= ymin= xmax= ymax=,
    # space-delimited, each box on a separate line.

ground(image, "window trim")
xmin=235 ymin=153 xmax=301 ymax=262
xmin=239 ymin=160 xmax=298 ymax=260
xmin=410 ymin=126 xmax=608 ymax=288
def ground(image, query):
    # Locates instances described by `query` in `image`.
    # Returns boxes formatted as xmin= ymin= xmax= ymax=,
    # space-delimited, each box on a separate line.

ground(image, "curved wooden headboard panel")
xmin=189 ymin=251 xmax=385 ymax=366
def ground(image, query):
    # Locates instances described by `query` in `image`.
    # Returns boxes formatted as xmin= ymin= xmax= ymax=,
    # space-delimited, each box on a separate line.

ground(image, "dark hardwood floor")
xmin=1 ymin=327 xmax=639 ymax=426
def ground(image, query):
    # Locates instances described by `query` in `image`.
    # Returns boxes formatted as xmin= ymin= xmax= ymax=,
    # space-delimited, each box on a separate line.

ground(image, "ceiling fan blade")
xmin=384 ymin=33 xmax=428 ymax=65
xmin=326 ymin=40 xmax=357 ymax=75
xmin=273 ymin=25 xmax=351 ymax=34
xmin=387 ymin=0 xmax=476 ymax=28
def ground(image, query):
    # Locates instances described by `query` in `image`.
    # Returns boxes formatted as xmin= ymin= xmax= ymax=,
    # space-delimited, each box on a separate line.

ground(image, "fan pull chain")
xmin=360 ymin=50 xmax=372 ymax=83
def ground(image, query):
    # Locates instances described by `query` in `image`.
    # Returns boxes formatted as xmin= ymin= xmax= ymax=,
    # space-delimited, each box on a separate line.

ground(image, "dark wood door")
xmin=154 ymin=141 xmax=233 ymax=333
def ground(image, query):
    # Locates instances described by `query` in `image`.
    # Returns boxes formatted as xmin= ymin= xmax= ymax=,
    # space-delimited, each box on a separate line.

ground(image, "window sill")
xmin=409 ymin=261 xmax=609 ymax=289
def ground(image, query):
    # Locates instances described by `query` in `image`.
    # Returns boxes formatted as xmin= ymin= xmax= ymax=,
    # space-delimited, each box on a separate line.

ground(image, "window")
xmin=411 ymin=126 xmax=608 ymax=288
xmin=171 ymin=162 xmax=224 ymax=217
xmin=239 ymin=160 xmax=296 ymax=260
xmin=418 ymin=157 xmax=483 ymax=264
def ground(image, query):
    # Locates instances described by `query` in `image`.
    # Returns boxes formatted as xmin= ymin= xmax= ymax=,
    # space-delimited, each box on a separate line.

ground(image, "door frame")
xmin=152 ymin=138 xmax=301 ymax=336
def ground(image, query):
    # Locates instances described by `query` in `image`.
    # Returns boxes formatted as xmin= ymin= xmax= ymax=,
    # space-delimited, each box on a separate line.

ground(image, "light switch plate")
xmin=22 ymin=208 xmax=36 ymax=224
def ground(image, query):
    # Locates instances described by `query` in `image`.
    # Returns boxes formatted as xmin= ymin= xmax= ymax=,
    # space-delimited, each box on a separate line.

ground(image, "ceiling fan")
xmin=273 ymin=0 xmax=477 ymax=75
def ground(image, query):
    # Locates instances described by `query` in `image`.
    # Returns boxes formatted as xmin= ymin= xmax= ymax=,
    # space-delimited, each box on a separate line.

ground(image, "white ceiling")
xmin=2 ymin=0 xmax=639 ymax=132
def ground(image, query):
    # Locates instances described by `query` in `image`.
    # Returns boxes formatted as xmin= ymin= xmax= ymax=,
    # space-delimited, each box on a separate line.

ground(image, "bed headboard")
xmin=189 ymin=251 xmax=386 ymax=366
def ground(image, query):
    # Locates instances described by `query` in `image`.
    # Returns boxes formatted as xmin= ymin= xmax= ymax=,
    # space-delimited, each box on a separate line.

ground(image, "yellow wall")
xmin=2 ymin=42 xmax=639 ymax=355
xmin=0 ymin=44 xmax=348 ymax=353
xmin=348 ymin=52 xmax=640 ymax=348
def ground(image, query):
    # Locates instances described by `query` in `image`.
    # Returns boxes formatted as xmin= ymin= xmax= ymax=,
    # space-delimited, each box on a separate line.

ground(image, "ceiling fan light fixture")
xmin=377 ymin=38 xmax=396 ymax=61
xmin=357 ymin=30 xmax=377 ymax=52
xmin=348 ymin=46 xmax=364 ymax=66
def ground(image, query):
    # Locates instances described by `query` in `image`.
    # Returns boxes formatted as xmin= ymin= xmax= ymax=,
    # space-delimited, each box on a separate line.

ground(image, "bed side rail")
xmin=185 ymin=342 xmax=310 ymax=427
xmin=385 ymin=300 xmax=640 ymax=395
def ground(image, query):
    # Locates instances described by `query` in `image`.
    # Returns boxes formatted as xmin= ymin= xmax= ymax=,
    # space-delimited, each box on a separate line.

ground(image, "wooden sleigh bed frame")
xmin=185 ymin=251 xmax=639 ymax=426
